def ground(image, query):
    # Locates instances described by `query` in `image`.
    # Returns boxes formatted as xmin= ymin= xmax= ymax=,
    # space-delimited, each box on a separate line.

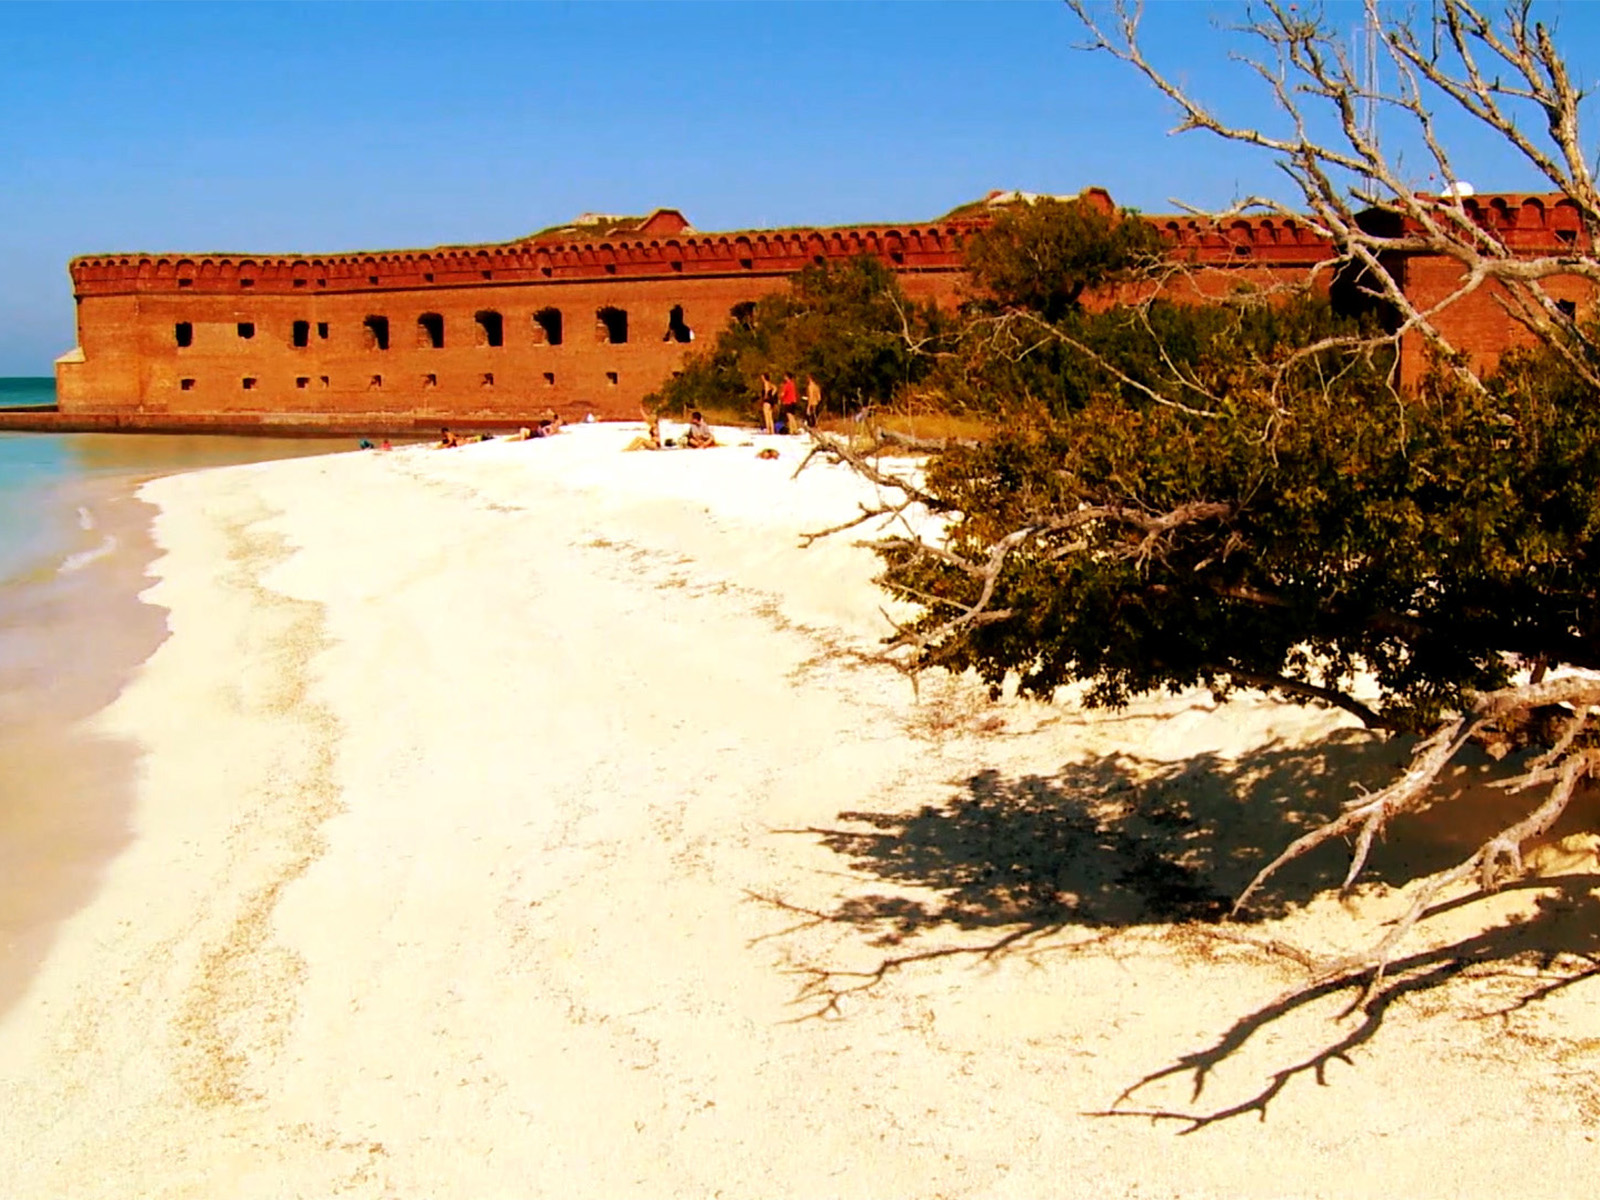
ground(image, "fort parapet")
xmin=43 ymin=188 xmax=1592 ymax=435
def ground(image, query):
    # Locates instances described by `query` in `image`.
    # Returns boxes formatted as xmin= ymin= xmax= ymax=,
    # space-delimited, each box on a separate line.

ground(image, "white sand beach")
xmin=3 ymin=421 xmax=1598 ymax=1198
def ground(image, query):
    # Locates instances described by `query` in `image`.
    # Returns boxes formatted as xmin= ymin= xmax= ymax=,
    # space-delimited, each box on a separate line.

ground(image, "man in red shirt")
xmin=779 ymin=374 xmax=799 ymax=434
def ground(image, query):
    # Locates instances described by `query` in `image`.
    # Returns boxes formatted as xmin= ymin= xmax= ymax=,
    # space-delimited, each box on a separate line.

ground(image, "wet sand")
xmin=0 ymin=479 xmax=167 ymax=1019
xmin=0 ymin=435 xmax=351 ymax=1019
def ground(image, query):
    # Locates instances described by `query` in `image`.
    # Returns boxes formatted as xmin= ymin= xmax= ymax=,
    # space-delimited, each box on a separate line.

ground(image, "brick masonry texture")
xmin=45 ymin=192 xmax=1594 ymax=433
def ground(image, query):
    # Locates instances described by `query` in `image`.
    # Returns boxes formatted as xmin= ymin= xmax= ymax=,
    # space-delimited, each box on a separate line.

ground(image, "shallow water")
xmin=0 ymin=397 xmax=355 ymax=1017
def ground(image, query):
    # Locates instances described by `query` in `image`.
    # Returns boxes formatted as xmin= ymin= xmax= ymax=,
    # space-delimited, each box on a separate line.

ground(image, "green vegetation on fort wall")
xmin=643 ymin=256 xmax=946 ymax=422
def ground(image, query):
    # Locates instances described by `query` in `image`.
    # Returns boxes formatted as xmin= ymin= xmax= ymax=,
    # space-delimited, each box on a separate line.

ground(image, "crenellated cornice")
xmin=68 ymin=221 xmax=979 ymax=296
xmin=69 ymin=192 xmax=1581 ymax=298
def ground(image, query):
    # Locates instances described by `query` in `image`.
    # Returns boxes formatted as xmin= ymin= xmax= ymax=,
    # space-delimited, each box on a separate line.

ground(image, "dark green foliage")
xmin=884 ymin=308 xmax=1600 ymax=733
xmin=922 ymin=287 xmax=1359 ymax=419
xmin=863 ymin=192 xmax=1600 ymax=733
xmin=644 ymin=256 xmax=944 ymax=420
xmin=962 ymin=196 xmax=1165 ymax=321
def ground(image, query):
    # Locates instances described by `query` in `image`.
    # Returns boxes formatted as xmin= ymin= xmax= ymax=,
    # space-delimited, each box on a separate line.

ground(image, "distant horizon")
xmin=8 ymin=0 xmax=1599 ymax=375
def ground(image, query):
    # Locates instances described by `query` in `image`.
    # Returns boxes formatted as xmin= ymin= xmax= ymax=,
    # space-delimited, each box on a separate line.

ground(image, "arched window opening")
xmin=292 ymin=320 xmax=310 ymax=348
xmin=237 ymin=322 xmax=255 ymax=340
xmin=663 ymin=305 xmax=694 ymax=343
xmin=175 ymin=322 xmax=193 ymax=348
xmin=533 ymin=308 xmax=563 ymax=346
xmin=418 ymin=313 xmax=444 ymax=349
xmin=475 ymin=310 xmax=504 ymax=348
xmin=596 ymin=306 xmax=628 ymax=344
xmin=363 ymin=315 xmax=390 ymax=351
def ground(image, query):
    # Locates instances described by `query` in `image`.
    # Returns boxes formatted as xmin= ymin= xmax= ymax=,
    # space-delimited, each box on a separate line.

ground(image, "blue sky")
xmin=4 ymin=0 xmax=1597 ymax=375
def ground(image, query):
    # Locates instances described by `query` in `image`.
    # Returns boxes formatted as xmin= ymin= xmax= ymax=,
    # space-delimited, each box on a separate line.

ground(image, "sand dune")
xmin=2 ymin=422 xmax=1597 ymax=1198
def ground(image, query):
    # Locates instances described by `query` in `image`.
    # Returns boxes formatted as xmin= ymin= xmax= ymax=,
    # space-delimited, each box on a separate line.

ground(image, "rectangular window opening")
xmin=319 ymin=375 xmax=330 ymax=388
xmin=480 ymin=372 xmax=495 ymax=387
xmin=533 ymin=308 xmax=563 ymax=346
xmin=369 ymin=375 xmax=383 ymax=389
xmin=543 ymin=372 xmax=555 ymax=386
xmin=293 ymin=279 xmax=307 ymax=288
xmin=418 ymin=313 xmax=445 ymax=349
xmin=606 ymin=371 xmax=619 ymax=387
xmin=179 ymin=378 xmax=195 ymax=391
xmin=474 ymin=310 xmax=504 ymax=348
xmin=423 ymin=373 xmax=437 ymax=389
xmin=242 ymin=377 xmax=257 ymax=390
xmin=317 ymin=322 xmax=329 ymax=340
xmin=292 ymin=320 xmax=310 ymax=348
xmin=174 ymin=321 xmax=193 ymax=348
xmin=178 ymin=279 xmax=194 ymax=288
xmin=363 ymin=315 xmax=390 ymax=351
xmin=240 ymin=278 xmax=255 ymax=288
xmin=295 ymin=377 xmax=310 ymax=389
xmin=237 ymin=321 xmax=255 ymax=340
xmin=596 ymin=306 xmax=628 ymax=344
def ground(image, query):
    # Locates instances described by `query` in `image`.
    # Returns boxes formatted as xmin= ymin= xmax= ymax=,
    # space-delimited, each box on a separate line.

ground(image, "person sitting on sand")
xmin=624 ymin=406 xmax=662 ymax=452
xmin=684 ymin=411 xmax=717 ymax=449
xmin=437 ymin=426 xmax=459 ymax=449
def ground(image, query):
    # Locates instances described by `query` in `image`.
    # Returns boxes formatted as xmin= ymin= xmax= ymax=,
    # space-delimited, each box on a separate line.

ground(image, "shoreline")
xmin=0 ymin=433 xmax=354 ymax=1021
xmin=1 ymin=423 xmax=1597 ymax=1197
xmin=0 ymin=472 xmax=166 ymax=1020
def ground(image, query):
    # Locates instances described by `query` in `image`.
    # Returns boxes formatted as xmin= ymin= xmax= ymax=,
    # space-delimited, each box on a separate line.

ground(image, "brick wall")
xmin=60 ymin=194 xmax=1588 ymax=430
xmin=59 ymin=220 xmax=970 ymax=424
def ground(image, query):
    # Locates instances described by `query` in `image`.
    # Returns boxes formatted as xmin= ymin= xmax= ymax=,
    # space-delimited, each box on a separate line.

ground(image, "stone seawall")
xmin=0 ymin=407 xmax=553 ymax=439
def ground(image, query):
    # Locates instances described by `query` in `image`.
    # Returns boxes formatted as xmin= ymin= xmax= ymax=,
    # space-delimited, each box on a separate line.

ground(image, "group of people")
xmin=624 ymin=406 xmax=717 ymax=452
xmin=758 ymin=372 xmax=821 ymax=436
xmin=433 ymin=410 xmax=564 ymax=448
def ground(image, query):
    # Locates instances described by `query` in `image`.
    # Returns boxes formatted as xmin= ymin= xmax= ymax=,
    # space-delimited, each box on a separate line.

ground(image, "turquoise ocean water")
xmin=0 ymin=377 xmax=349 ymax=584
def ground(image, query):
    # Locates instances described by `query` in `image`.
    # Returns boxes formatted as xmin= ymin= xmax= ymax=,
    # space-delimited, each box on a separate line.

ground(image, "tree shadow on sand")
xmin=1095 ymin=881 xmax=1600 ymax=1131
xmin=763 ymin=728 xmax=1600 ymax=1125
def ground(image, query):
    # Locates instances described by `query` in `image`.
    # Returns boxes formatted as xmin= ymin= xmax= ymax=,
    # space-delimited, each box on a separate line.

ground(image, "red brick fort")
xmin=39 ymin=187 xmax=1591 ymax=434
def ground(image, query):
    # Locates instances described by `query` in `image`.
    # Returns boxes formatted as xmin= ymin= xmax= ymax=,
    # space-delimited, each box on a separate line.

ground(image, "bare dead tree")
xmin=1028 ymin=0 xmax=1600 ymax=980
xmin=793 ymin=1 xmax=1600 ymax=992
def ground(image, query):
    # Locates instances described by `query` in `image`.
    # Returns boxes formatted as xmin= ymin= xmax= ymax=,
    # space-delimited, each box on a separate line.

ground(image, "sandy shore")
xmin=2 ymin=422 xmax=1597 ymax=1198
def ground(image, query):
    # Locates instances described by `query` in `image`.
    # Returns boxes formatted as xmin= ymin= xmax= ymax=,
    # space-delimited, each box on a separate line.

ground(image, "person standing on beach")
xmin=779 ymin=374 xmax=799 ymax=434
xmin=804 ymin=374 xmax=822 ymax=428
xmin=759 ymin=373 xmax=778 ymax=435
